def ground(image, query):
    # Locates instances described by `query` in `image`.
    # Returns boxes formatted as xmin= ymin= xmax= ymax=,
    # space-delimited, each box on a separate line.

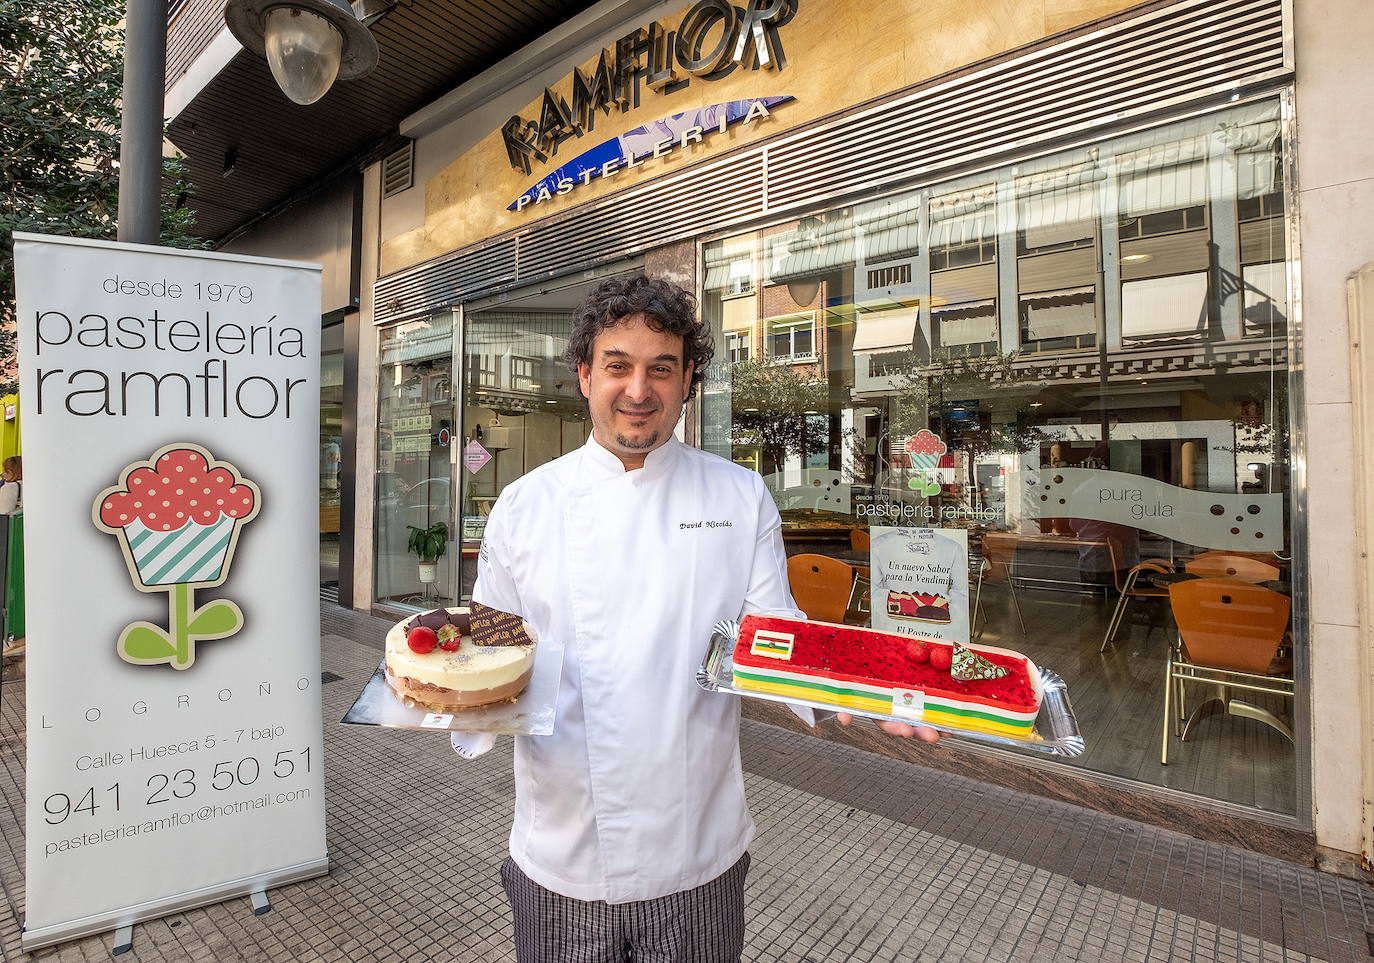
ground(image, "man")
xmin=457 ymin=275 xmax=936 ymax=961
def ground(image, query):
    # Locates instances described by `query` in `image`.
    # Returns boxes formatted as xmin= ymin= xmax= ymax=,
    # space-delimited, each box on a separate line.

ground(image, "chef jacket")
xmin=466 ymin=434 xmax=803 ymax=903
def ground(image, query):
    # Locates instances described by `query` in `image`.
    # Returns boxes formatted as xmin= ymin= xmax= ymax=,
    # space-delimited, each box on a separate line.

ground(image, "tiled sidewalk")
xmin=1 ymin=602 xmax=1372 ymax=962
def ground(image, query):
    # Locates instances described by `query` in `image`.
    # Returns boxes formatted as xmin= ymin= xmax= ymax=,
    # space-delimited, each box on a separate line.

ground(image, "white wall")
xmin=221 ymin=177 xmax=357 ymax=316
xmin=1295 ymin=0 xmax=1374 ymax=860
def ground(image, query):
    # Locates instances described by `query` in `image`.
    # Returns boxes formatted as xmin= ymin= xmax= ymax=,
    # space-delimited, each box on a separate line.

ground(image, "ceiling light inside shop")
xmin=1029 ymin=402 xmax=1044 ymax=408
xmin=744 ymin=407 xmax=760 ymax=412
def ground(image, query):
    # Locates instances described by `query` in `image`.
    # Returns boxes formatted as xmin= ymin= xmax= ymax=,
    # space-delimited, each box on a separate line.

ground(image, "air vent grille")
xmin=382 ymin=142 xmax=414 ymax=199
xmin=374 ymin=0 xmax=1288 ymax=325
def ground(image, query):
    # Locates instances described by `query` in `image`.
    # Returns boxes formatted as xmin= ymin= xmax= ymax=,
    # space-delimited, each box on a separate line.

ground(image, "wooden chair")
xmin=1161 ymin=577 xmax=1292 ymax=764
xmin=849 ymin=529 xmax=870 ymax=553
xmin=1099 ymin=539 xmax=1175 ymax=652
xmin=1183 ymin=553 xmax=1281 ymax=583
xmin=786 ymin=554 xmax=857 ymax=624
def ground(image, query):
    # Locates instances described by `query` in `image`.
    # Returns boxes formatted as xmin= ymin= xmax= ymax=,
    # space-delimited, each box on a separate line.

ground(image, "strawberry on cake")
xmin=731 ymin=615 xmax=1041 ymax=738
xmin=385 ymin=603 xmax=537 ymax=710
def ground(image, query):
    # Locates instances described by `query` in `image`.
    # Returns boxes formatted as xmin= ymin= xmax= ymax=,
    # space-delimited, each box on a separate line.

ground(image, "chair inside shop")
xmin=1161 ymin=576 xmax=1293 ymax=765
xmin=1183 ymin=552 xmax=1282 ymax=583
xmin=1099 ymin=538 xmax=1174 ymax=652
xmin=971 ymin=538 xmax=1026 ymax=639
xmin=786 ymin=554 xmax=857 ymax=624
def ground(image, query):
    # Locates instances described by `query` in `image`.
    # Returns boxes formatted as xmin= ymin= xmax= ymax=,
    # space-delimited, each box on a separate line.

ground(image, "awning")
xmin=1118 ymin=159 xmax=1209 ymax=217
xmin=703 ymin=234 xmax=758 ymax=290
xmin=768 ymin=214 xmax=856 ymax=284
xmin=852 ymin=301 xmax=921 ymax=354
xmin=928 ymin=184 xmax=996 ymax=249
xmin=1121 ymin=272 xmax=1209 ymax=339
xmin=1015 ymin=159 xmax=1104 ymax=237
xmin=1022 ymin=288 xmax=1096 ymax=340
xmin=854 ymin=196 xmax=922 ymax=263
xmin=380 ymin=319 xmax=454 ymax=366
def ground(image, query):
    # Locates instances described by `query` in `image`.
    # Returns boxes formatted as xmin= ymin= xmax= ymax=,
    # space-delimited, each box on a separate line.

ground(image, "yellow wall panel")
xmin=383 ymin=0 xmax=1147 ymax=275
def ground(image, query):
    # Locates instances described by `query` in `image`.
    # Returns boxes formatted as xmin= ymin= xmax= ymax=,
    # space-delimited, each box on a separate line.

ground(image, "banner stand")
xmin=21 ymin=857 xmax=329 ymax=953
xmin=14 ymin=234 xmax=328 ymax=954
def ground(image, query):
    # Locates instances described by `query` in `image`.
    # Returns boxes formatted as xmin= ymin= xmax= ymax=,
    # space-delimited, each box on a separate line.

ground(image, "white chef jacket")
xmin=467 ymin=434 xmax=803 ymax=903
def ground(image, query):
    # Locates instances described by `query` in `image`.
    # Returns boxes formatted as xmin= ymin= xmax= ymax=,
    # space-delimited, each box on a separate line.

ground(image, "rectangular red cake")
xmin=731 ymin=615 xmax=1041 ymax=737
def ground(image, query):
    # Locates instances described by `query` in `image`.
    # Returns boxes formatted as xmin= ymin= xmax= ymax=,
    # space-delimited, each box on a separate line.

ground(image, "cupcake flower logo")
xmin=903 ymin=429 xmax=948 ymax=497
xmin=93 ymin=444 xmax=261 ymax=669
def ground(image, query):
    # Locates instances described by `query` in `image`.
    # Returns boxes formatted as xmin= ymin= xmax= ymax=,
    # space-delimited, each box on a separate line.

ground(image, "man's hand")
xmin=836 ymin=712 xmax=941 ymax=742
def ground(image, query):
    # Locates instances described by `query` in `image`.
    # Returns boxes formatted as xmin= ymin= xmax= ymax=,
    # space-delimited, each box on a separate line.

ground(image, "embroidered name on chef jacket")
xmin=678 ymin=519 xmax=734 ymax=530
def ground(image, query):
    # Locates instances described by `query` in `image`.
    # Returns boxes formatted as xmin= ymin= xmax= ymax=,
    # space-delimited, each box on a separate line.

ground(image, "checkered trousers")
xmin=500 ymin=853 xmax=750 ymax=963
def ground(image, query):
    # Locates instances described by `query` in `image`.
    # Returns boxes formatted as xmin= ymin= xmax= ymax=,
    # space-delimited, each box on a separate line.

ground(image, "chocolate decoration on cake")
xmin=470 ymin=601 xmax=534 ymax=647
xmin=407 ymin=608 xmax=453 ymax=633
xmin=950 ymin=641 xmax=1009 ymax=681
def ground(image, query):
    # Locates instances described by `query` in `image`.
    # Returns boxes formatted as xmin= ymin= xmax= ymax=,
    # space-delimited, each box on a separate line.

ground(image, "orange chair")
xmin=786 ymin=554 xmax=857 ymax=624
xmin=1099 ymin=539 xmax=1175 ymax=651
xmin=1161 ymin=577 xmax=1292 ymax=764
xmin=1183 ymin=553 xmax=1281 ymax=583
xmin=849 ymin=529 xmax=870 ymax=553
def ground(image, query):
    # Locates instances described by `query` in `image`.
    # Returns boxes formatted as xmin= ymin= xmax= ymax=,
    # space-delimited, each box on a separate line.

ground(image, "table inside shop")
xmin=1142 ymin=570 xmax=1291 ymax=595
xmin=782 ymin=528 xmax=868 ymax=566
xmin=980 ymin=531 xmax=1113 ymax=595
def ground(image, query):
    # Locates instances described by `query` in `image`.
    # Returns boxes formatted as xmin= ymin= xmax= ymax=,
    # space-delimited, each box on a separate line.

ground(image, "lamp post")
xmin=115 ymin=0 xmax=380 ymax=246
xmin=117 ymin=0 xmax=168 ymax=245
xmin=225 ymin=0 xmax=379 ymax=106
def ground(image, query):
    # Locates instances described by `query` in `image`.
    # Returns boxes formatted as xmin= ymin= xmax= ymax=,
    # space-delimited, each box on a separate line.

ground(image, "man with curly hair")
xmin=456 ymin=274 xmax=936 ymax=961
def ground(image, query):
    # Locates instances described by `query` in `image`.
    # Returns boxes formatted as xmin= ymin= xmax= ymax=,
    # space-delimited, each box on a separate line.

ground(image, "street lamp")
xmin=226 ymin=0 xmax=378 ymax=105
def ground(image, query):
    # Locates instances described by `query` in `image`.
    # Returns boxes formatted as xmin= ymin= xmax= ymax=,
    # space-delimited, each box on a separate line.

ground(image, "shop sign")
xmin=501 ymin=0 xmax=800 ymax=176
xmin=393 ymin=433 xmax=432 ymax=453
xmin=508 ymin=96 xmax=792 ymax=211
xmin=870 ymin=526 xmax=971 ymax=648
xmin=463 ymin=439 xmax=493 ymax=473
xmin=1017 ymin=465 xmax=1284 ymax=550
xmin=13 ymin=234 xmax=327 ymax=951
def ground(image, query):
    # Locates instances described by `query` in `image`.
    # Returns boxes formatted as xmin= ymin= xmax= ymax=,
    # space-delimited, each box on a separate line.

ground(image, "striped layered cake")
xmin=732 ymin=615 xmax=1041 ymax=738
xmin=95 ymin=446 xmax=260 ymax=590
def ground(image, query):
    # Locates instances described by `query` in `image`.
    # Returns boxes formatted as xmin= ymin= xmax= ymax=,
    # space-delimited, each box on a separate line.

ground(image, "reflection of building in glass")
xmin=699 ymin=98 xmax=1294 ymax=814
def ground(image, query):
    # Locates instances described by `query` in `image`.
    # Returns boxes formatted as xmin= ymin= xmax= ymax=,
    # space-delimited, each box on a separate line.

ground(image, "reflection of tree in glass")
xmin=884 ymin=352 xmax=1050 ymax=459
xmin=1219 ymin=377 xmax=1288 ymax=494
xmin=728 ymin=360 xmax=832 ymax=475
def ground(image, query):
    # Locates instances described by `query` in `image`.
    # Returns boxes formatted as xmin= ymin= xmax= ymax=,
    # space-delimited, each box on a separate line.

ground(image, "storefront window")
xmin=375 ymin=312 xmax=457 ymax=608
xmin=456 ymin=303 xmax=591 ymax=601
xmin=701 ymin=99 xmax=1296 ymax=814
xmin=320 ymin=322 xmax=344 ymax=589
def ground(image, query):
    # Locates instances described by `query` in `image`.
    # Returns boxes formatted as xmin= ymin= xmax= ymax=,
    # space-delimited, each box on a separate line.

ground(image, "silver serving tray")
xmin=698 ymin=620 xmax=1084 ymax=757
xmin=340 ymin=641 xmax=564 ymax=736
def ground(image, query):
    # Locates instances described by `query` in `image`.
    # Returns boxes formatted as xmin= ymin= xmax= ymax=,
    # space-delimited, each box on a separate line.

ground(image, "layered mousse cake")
xmin=731 ymin=615 xmax=1040 ymax=738
xmin=385 ymin=603 xmax=536 ymax=710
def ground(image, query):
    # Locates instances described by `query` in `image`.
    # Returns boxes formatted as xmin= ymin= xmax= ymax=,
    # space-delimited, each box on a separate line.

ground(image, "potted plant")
xmin=406 ymin=521 xmax=448 ymax=584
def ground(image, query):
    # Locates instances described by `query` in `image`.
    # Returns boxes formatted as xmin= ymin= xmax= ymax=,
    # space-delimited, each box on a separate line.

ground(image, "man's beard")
xmin=615 ymin=430 xmax=660 ymax=451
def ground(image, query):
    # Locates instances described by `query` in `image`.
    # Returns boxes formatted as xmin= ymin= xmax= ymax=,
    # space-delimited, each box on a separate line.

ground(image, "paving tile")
xmin=1 ymin=602 xmax=1372 ymax=962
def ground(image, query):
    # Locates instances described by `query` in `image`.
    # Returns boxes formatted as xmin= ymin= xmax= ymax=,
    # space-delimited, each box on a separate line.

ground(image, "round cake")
xmin=385 ymin=606 xmax=536 ymax=710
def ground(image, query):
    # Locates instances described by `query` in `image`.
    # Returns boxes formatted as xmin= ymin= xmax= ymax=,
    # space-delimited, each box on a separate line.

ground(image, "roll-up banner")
xmin=12 ymin=234 xmax=327 ymax=951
